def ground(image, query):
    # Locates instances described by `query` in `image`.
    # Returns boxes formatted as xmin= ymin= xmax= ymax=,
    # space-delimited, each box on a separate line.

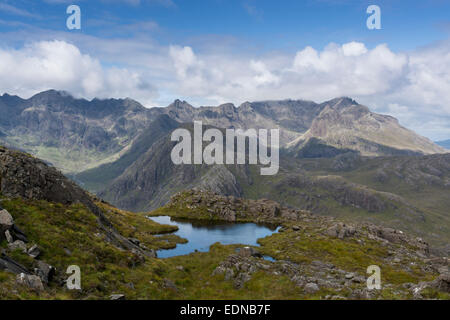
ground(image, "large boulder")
xmin=326 ymin=223 xmax=356 ymax=239
xmin=16 ymin=273 xmax=44 ymax=292
xmin=8 ymin=240 xmax=27 ymax=253
xmin=34 ymin=261 xmax=55 ymax=284
xmin=430 ymin=272 xmax=450 ymax=293
xmin=235 ymin=247 xmax=262 ymax=258
xmin=0 ymin=209 xmax=14 ymax=233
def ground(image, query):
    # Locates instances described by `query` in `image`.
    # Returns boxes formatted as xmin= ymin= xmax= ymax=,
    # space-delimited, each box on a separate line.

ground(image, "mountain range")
xmin=0 ymin=90 xmax=445 ymax=173
xmin=0 ymin=90 xmax=449 ymax=254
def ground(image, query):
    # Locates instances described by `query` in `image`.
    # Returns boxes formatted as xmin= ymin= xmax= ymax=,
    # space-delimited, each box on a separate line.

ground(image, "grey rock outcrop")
xmin=34 ymin=261 xmax=55 ymax=284
xmin=16 ymin=273 xmax=44 ymax=292
xmin=0 ymin=209 xmax=14 ymax=233
xmin=0 ymin=146 xmax=152 ymax=256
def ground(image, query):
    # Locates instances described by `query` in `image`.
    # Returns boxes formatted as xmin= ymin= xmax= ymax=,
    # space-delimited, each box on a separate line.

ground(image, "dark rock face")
xmin=0 ymin=252 xmax=30 ymax=274
xmin=34 ymin=261 xmax=56 ymax=284
xmin=97 ymin=124 xmax=243 ymax=212
xmin=293 ymin=138 xmax=358 ymax=158
xmin=0 ymin=90 xmax=164 ymax=172
xmin=0 ymin=146 xmax=153 ymax=255
xmin=0 ymin=146 xmax=99 ymax=209
xmin=0 ymin=208 xmax=14 ymax=234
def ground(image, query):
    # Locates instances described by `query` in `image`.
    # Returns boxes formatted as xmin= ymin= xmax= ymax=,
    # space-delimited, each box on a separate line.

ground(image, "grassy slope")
xmin=149 ymin=198 xmax=448 ymax=300
xmin=2 ymin=195 xmax=447 ymax=300
xmin=228 ymin=156 xmax=450 ymax=252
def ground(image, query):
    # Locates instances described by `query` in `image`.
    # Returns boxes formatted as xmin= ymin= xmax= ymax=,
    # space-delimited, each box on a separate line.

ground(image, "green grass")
xmin=0 ymin=194 xmax=445 ymax=300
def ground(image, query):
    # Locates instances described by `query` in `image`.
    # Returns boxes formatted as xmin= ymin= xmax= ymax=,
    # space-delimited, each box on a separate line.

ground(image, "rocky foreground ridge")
xmin=0 ymin=145 xmax=449 ymax=299
xmin=0 ymin=146 xmax=162 ymax=296
xmin=153 ymin=189 xmax=450 ymax=298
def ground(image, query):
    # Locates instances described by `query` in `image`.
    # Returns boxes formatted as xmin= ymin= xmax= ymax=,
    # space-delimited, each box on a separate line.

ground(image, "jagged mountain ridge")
xmin=1 ymin=145 xmax=448 ymax=299
xmin=287 ymin=97 xmax=444 ymax=156
xmin=0 ymin=90 xmax=445 ymax=174
xmin=0 ymin=90 xmax=160 ymax=172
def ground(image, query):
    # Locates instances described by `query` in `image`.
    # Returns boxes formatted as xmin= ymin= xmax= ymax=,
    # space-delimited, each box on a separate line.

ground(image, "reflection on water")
xmin=149 ymin=216 xmax=279 ymax=259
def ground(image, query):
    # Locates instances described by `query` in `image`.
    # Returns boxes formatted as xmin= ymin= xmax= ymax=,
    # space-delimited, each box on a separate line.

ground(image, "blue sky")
xmin=0 ymin=0 xmax=449 ymax=140
xmin=2 ymin=0 xmax=449 ymax=51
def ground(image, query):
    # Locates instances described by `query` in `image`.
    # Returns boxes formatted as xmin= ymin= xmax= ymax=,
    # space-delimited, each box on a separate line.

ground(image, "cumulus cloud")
xmin=1 ymin=38 xmax=449 ymax=140
xmin=166 ymin=41 xmax=449 ymax=140
xmin=166 ymin=42 xmax=411 ymax=104
xmin=0 ymin=40 xmax=157 ymax=104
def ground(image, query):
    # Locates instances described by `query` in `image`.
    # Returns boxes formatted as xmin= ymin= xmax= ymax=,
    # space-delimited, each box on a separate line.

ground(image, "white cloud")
xmin=165 ymin=41 xmax=449 ymax=140
xmin=0 ymin=40 xmax=157 ymax=104
xmin=1 ymin=37 xmax=449 ymax=140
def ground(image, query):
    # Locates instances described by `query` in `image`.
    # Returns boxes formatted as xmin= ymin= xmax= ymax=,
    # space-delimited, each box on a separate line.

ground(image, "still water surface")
xmin=148 ymin=216 xmax=279 ymax=259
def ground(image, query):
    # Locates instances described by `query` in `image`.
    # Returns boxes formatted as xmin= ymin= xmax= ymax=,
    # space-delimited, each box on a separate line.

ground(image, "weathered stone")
xmin=34 ymin=261 xmax=55 ymax=284
xmin=162 ymin=278 xmax=177 ymax=291
xmin=128 ymin=238 xmax=140 ymax=246
xmin=0 ymin=209 xmax=14 ymax=233
xmin=110 ymin=294 xmax=125 ymax=300
xmin=430 ymin=272 xmax=450 ymax=293
xmin=28 ymin=244 xmax=41 ymax=259
xmin=345 ymin=273 xmax=355 ymax=279
xmin=12 ymin=224 xmax=28 ymax=243
xmin=8 ymin=240 xmax=27 ymax=253
xmin=16 ymin=273 xmax=44 ymax=292
xmin=0 ymin=254 xmax=29 ymax=274
xmin=224 ymin=268 xmax=235 ymax=281
xmin=212 ymin=266 xmax=226 ymax=276
xmin=326 ymin=223 xmax=356 ymax=239
xmin=4 ymin=230 xmax=13 ymax=243
xmin=234 ymin=272 xmax=251 ymax=289
xmin=304 ymin=283 xmax=320 ymax=294
xmin=235 ymin=247 xmax=262 ymax=258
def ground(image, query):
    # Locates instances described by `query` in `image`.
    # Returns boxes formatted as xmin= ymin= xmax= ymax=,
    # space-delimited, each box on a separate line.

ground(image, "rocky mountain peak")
xmin=170 ymin=99 xmax=194 ymax=109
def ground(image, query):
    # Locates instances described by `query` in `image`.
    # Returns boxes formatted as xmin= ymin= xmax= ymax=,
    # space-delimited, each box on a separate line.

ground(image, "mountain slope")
xmin=96 ymin=124 xmax=242 ymax=211
xmin=0 ymin=90 xmax=165 ymax=173
xmin=1 ymin=90 xmax=445 ymax=175
xmin=72 ymin=114 xmax=179 ymax=192
xmin=93 ymin=127 xmax=450 ymax=253
xmin=1 ymin=146 xmax=448 ymax=300
xmin=287 ymin=98 xmax=445 ymax=156
xmin=234 ymin=153 xmax=450 ymax=254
